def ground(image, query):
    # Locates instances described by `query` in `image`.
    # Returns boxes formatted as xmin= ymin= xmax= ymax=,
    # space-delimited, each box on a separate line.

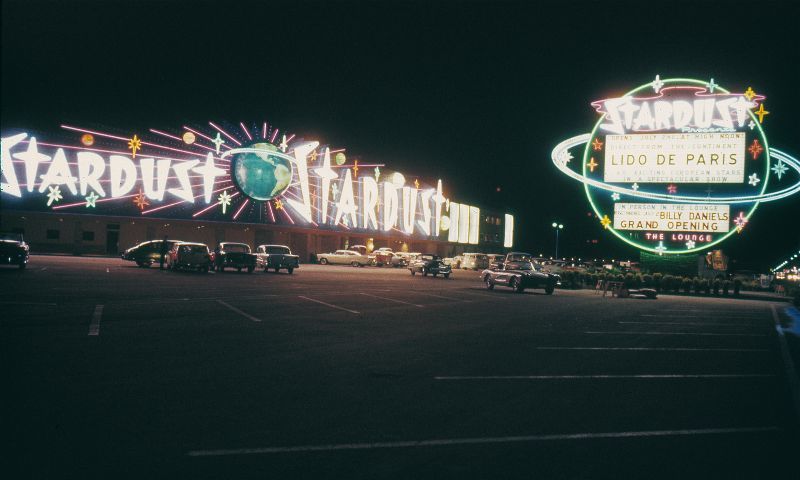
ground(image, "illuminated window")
xmin=504 ymin=214 xmax=514 ymax=248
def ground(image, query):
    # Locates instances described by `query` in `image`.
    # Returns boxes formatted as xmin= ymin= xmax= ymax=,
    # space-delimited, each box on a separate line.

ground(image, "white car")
xmin=317 ymin=249 xmax=370 ymax=267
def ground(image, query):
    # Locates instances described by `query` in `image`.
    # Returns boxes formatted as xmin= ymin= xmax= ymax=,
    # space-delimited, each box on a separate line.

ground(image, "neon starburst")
xmin=46 ymin=185 xmax=62 ymax=206
xmin=667 ymin=184 xmax=677 ymax=194
xmin=744 ymin=87 xmax=756 ymax=101
xmin=586 ymin=157 xmax=598 ymax=172
xmin=218 ymin=190 xmax=232 ymax=214
xmin=686 ymin=240 xmax=696 ymax=249
xmin=748 ymin=173 xmax=761 ymax=186
xmin=133 ymin=189 xmax=149 ymax=210
xmin=772 ymin=160 xmax=788 ymax=180
xmin=274 ymin=198 xmax=283 ymax=210
xmin=754 ymin=104 xmax=769 ymax=123
xmin=734 ymin=212 xmax=748 ymax=233
xmin=85 ymin=191 xmax=99 ymax=208
xmin=655 ymin=241 xmax=667 ymax=255
xmin=748 ymin=139 xmax=764 ymax=159
xmin=600 ymin=215 xmax=611 ymax=229
xmin=128 ymin=134 xmax=142 ymax=158
xmin=591 ymin=138 xmax=603 ymax=151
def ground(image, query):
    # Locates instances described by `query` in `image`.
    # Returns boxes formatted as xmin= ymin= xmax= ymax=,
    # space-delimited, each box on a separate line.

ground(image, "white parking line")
xmin=535 ymin=347 xmax=768 ymax=352
xmin=0 ymin=301 xmax=57 ymax=306
xmin=298 ymin=296 xmax=360 ymax=315
xmin=640 ymin=314 xmax=761 ymax=319
xmin=359 ymin=292 xmax=423 ymax=308
xmin=434 ymin=374 xmax=776 ymax=380
xmin=771 ymin=305 xmax=800 ymax=420
xmin=414 ymin=292 xmax=466 ymax=302
xmin=186 ymin=426 xmax=779 ymax=456
xmin=88 ymin=305 xmax=104 ymax=336
xmin=620 ymin=321 xmax=758 ymax=327
xmin=585 ymin=331 xmax=767 ymax=337
xmin=216 ymin=300 xmax=261 ymax=322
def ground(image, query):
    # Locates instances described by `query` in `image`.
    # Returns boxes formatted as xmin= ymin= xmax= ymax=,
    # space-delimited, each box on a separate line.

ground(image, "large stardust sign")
xmin=552 ymin=76 xmax=800 ymax=255
xmin=1 ymin=122 xmax=494 ymax=245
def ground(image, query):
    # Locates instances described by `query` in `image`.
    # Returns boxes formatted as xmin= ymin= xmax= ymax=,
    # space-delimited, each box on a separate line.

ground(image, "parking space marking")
xmin=414 ymin=292 xmax=467 ymax=302
xmin=620 ymin=321 xmax=759 ymax=327
xmin=771 ymin=305 xmax=800 ymax=420
xmin=186 ymin=426 xmax=779 ymax=456
xmin=216 ymin=300 xmax=262 ymax=322
xmin=0 ymin=301 xmax=57 ymax=306
xmin=298 ymin=296 xmax=360 ymax=315
xmin=434 ymin=374 xmax=776 ymax=380
xmin=535 ymin=346 xmax=769 ymax=352
xmin=585 ymin=331 xmax=767 ymax=337
xmin=640 ymin=314 xmax=762 ymax=319
xmin=88 ymin=304 xmax=104 ymax=336
xmin=359 ymin=292 xmax=423 ymax=308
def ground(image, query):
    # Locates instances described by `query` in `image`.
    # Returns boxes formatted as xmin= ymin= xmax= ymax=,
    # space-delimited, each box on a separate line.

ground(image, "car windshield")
xmin=267 ymin=246 xmax=290 ymax=254
xmin=508 ymin=261 xmax=536 ymax=271
xmin=0 ymin=233 xmax=23 ymax=242
xmin=223 ymin=244 xmax=250 ymax=253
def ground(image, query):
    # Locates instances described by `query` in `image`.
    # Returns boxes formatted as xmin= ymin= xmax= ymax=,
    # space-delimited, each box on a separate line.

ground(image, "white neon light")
xmin=0 ymin=133 xmax=26 ymax=197
xmin=458 ymin=203 xmax=470 ymax=244
xmin=417 ymin=189 xmax=434 ymax=236
xmin=168 ymin=159 xmax=199 ymax=202
xmin=504 ymin=214 xmax=514 ymax=248
xmin=285 ymin=142 xmax=318 ymax=223
xmin=313 ymin=147 xmax=338 ymax=223
xmin=76 ymin=151 xmax=107 ymax=196
xmin=383 ymin=182 xmax=399 ymax=231
xmin=468 ymin=206 xmax=480 ymax=245
xmin=109 ymin=155 xmax=138 ymax=197
xmin=361 ymin=176 xmax=379 ymax=230
xmin=334 ymin=169 xmax=357 ymax=227
xmin=401 ymin=186 xmax=418 ymax=234
xmin=38 ymin=148 xmax=78 ymax=195
xmin=448 ymin=202 xmax=460 ymax=242
xmin=139 ymin=158 xmax=171 ymax=201
xmin=193 ymin=152 xmax=227 ymax=204
xmin=14 ymin=137 xmax=50 ymax=193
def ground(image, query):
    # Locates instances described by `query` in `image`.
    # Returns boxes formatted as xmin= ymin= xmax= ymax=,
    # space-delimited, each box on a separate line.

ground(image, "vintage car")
xmin=461 ymin=253 xmax=489 ymax=270
xmin=409 ymin=254 xmax=452 ymax=278
xmin=121 ymin=239 xmax=183 ymax=267
xmin=213 ymin=242 xmax=257 ymax=273
xmin=166 ymin=242 xmax=212 ymax=273
xmin=0 ymin=232 xmax=30 ymax=270
xmin=256 ymin=244 xmax=300 ymax=273
xmin=317 ymin=249 xmax=370 ymax=267
xmin=369 ymin=247 xmax=395 ymax=267
xmin=481 ymin=260 xmax=559 ymax=294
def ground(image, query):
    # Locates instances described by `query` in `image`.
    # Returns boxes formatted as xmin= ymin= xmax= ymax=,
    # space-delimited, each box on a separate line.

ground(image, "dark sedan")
xmin=121 ymin=239 xmax=183 ymax=267
xmin=213 ymin=242 xmax=257 ymax=273
xmin=0 ymin=232 xmax=29 ymax=270
xmin=481 ymin=260 xmax=559 ymax=294
xmin=409 ymin=254 xmax=451 ymax=278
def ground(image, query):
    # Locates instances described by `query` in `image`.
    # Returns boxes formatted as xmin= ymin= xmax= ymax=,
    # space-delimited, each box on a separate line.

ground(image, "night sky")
xmin=2 ymin=0 xmax=799 ymax=269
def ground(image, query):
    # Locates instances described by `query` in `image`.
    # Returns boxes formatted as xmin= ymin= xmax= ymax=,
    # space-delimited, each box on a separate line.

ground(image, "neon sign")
xmin=1 ymin=122 xmax=508 ymax=246
xmin=552 ymin=76 xmax=800 ymax=255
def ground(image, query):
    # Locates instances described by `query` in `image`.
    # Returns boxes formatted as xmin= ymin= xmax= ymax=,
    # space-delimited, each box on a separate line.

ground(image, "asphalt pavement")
xmin=2 ymin=256 xmax=799 ymax=479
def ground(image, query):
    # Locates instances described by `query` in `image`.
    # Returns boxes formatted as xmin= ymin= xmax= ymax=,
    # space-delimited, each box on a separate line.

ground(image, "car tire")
xmin=511 ymin=277 xmax=524 ymax=293
xmin=287 ymin=268 xmax=294 ymax=274
xmin=319 ymin=258 xmax=328 ymax=265
xmin=411 ymin=270 xmax=416 ymax=276
xmin=351 ymin=261 xmax=359 ymax=267
xmin=422 ymin=269 xmax=428 ymax=277
xmin=444 ymin=273 xmax=450 ymax=279
xmin=545 ymin=284 xmax=555 ymax=295
xmin=485 ymin=276 xmax=494 ymax=290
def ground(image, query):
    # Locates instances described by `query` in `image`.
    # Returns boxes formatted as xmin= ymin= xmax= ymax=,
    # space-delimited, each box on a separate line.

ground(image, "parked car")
xmin=213 ymin=242 xmax=257 ymax=273
xmin=317 ymin=249 xmax=369 ymax=267
xmin=487 ymin=253 xmax=506 ymax=269
xmin=0 ymin=232 xmax=29 ymax=270
xmin=389 ymin=252 xmax=410 ymax=268
xmin=256 ymin=244 xmax=300 ymax=273
xmin=481 ymin=260 xmax=559 ymax=294
xmin=121 ymin=239 xmax=183 ymax=267
xmin=369 ymin=247 xmax=395 ymax=266
xmin=409 ymin=254 xmax=452 ymax=278
xmin=461 ymin=253 xmax=489 ymax=270
xmin=166 ymin=242 xmax=212 ymax=273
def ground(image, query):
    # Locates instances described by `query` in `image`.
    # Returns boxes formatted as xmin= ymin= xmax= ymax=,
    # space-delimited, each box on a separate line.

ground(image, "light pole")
xmin=552 ymin=222 xmax=563 ymax=259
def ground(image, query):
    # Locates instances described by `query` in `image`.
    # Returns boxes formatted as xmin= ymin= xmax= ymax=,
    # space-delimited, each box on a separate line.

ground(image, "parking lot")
xmin=3 ymin=255 xmax=799 ymax=479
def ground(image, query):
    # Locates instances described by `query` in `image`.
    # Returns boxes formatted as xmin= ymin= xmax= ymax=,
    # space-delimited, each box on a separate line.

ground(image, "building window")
xmin=82 ymin=231 xmax=95 ymax=241
xmin=46 ymin=229 xmax=60 ymax=240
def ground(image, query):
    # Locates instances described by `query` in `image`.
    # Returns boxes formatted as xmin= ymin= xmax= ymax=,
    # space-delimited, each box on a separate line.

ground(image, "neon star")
xmin=744 ymin=87 xmax=756 ymax=101
xmin=309 ymin=150 xmax=318 ymax=163
xmin=748 ymin=139 xmax=764 ymax=159
xmin=754 ymin=104 xmax=769 ymax=123
xmin=211 ymin=132 xmax=225 ymax=154
xmin=651 ymin=74 xmax=664 ymax=93
xmin=46 ymin=185 xmax=62 ymax=206
xmin=353 ymin=160 xmax=359 ymax=177
xmin=772 ymin=160 xmax=788 ymax=180
xmin=414 ymin=178 xmax=420 ymax=189
xmin=611 ymin=192 xmax=620 ymax=201
xmin=591 ymin=138 xmax=603 ymax=151
xmin=217 ymin=190 xmax=232 ymax=214
xmin=706 ymin=78 xmax=717 ymax=93
xmin=274 ymin=199 xmax=283 ymax=210
xmin=632 ymin=183 xmax=640 ymax=191
xmin=655 ymin=241 xmax=667 ymax=255
xmin=600 ymin=215 xmax=611 ymax=229
xmin=586 ymin=157 xmax=598 ymax=172
xmin=733 ymin=212 xmax=748 ymax=233
xmin=748 ymin=120 xmax=756 ymax=130
xmin=748 ymin=173 xmax=760 ymax=186
xmin=280 ymin=134 xmax=288 ymax=152
xmin=133 ymin=189 xmax=149 ymax=210
xmin=85 ymin=191 xmax=100 ymax=208
xmin=128 ymin=135 xmax=142 ymax=158
xmin=560 ymin=151 xmax=573 ymax=164
xmin=667 ymin=184 xmax=677 ymax=194
xmin=686 ymin=240 xmax=696 ymax=249
xmin=374 ymin=166 xmax=381 ymax=182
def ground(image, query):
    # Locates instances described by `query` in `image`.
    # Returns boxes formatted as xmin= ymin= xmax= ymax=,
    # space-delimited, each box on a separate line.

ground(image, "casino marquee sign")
xmin=1 ymin=122 xmax=504 ymax=246
xmin=552 ymin=76 xmax=800 ymax=255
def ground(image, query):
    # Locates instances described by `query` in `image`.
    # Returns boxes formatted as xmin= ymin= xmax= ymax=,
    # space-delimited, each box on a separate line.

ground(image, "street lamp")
xmin=552 ymin=222 xmax=564 ymax=259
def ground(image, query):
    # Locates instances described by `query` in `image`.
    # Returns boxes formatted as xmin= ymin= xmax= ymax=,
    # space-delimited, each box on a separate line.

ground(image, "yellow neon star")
xmin=414 ymin=179 xmax=420 ymax=189
xmin=309 ymin=150 xmax=318 ymax=163
xmin=128 ymin=134 xmax=142 ymax=158
xmin=591 ymin=138 xmax=603 ymax=151
xmin=274 ymin=199 xmax=283 ymax=210
xmin=600 ymin=215 xmax=611 ymax=229
xmin=754 ymin=104 xmax=769 ymax=123
xmin=133 ymin=189 xmax=149 ymax=210
xmin=352 ymin=160 xmax=359 ymax=177
xmin=744 ymin=87 xmax=756 ymax=101
xmin=587 ymin=157 xmax=599 ymax=172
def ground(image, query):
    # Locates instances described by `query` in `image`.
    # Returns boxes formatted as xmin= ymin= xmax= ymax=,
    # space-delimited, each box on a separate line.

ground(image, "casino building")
xmin=1 ymin=122 xmax=515 ymax=260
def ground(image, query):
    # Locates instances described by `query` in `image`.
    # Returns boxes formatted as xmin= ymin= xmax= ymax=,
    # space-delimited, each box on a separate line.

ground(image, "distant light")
xmin=81 ymin=134 xmax=94 ymax=146
xmin=182 ymin=131 xmax=196 ymax=145
xmin=335 ymin=152 xmax=347 ymax=165
xmin=552 ymin=222 xmax=558 ymax=228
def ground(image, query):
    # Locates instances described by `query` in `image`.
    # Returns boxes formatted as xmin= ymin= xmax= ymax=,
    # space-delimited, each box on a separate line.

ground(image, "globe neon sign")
xmin=552 ymin=76 xmax=800 ymax=255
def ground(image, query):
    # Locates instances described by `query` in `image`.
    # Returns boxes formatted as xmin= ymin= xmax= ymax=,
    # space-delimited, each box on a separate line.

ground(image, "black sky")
xmin=2 ymin=0 xmax=799 ymax=269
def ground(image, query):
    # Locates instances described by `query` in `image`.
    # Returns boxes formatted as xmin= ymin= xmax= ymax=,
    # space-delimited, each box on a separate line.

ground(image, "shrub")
xmin=713 ymin=279 xmax=721 ymax=295
xmin=682 ymin=277 xmax=692 ymax=294
xmin=702 ymin=279 xmax=711 ymax=295
xmin=723 ymin=280 xmax=731 ymax=296
xmin=733 ymin=279 xmax=741 ymax=296
xmin=653 ymin=273 xmax=663 ymax=292
xmin=662 ymin=275 xmax=674 ymax=293
xmin=692 ymin=277 xmax=701 ymax=294
xmin=642 ymin=274 xmax=653 ymax=288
